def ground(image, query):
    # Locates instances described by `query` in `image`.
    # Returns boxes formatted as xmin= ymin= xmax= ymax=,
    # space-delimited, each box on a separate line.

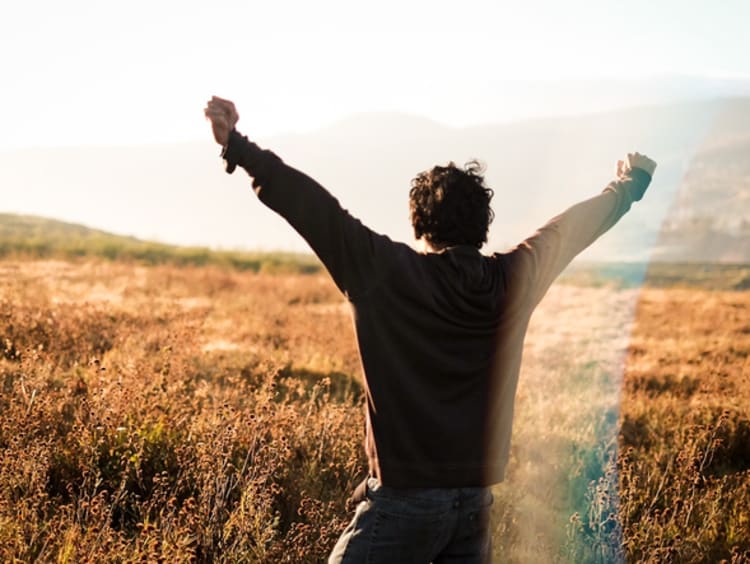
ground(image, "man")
xmin=204 ymin=96 xmax=656 ymax=563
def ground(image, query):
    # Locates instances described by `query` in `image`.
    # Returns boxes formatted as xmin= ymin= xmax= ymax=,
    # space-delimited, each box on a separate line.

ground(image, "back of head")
xmin=409 ymin=160 xmax=495 ymax=249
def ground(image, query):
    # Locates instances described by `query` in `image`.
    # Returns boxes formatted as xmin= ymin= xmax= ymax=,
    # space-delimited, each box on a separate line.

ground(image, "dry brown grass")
xmin=618 ymin=289 xmax=750 ymax=562
xmin=0 ymin=260 xmax=363 ymax=562
xmin=0 ymin=259 xmax=748 ymax=562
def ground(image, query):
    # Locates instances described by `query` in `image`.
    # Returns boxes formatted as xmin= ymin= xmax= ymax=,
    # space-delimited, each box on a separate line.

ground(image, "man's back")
xmin=349 ymin=242 xmax=513 ymax=488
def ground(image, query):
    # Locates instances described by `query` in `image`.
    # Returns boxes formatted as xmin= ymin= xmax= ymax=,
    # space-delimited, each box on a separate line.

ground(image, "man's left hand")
xmin=616 ymin=152 xmax=657 ymax=178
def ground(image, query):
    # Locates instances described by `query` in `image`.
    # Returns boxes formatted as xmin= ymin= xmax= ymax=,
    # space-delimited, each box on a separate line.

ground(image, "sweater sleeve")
xmin=221 ymin=130 xmax=394 ymax=298
xmin=505 ymin=168 xmax=652 ymax=306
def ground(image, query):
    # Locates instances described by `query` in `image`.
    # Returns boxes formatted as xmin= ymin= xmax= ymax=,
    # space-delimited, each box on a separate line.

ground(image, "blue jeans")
xmin=328 ymin=477 xmax=493 ymax=563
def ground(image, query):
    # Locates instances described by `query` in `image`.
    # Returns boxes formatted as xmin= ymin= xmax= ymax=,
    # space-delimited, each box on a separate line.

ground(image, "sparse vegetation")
xmin=0 ymin=254 xmax=748 ymax=562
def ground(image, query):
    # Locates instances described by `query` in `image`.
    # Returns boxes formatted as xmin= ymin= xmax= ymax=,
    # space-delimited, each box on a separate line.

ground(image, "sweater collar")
xmin=440 ymin=244 xmax=482 ymax=256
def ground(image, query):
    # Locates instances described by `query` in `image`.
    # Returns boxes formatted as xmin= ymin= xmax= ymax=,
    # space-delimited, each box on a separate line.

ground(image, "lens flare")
xmin=486 ymin=100 xmax=729 ymax=560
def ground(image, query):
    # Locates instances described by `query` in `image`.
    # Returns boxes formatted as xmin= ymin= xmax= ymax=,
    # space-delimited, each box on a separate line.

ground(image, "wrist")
xmin=623 ymin=167 xmax=652 ymax=202
xmin=220 ymin=129 xmax=242 ymax=173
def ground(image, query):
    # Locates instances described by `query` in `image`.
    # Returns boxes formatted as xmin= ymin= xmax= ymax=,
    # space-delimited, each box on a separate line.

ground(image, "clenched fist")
xmin=204 ymin=96 xmax=239 ymax=146
xmin=617 ymin=152 xmax=657 ymax=177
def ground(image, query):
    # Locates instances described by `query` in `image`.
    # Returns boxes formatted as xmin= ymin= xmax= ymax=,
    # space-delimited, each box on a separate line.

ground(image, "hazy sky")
xmin=2 ymin=0 xmax=750 ymax=150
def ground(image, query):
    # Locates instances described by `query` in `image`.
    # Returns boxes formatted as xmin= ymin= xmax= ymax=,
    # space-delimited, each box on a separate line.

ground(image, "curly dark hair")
xmin=409 ymin=160 xmax=494 ymax=249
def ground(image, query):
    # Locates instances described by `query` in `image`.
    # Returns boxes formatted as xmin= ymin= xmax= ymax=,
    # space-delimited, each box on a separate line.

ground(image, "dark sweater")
xmin=222 ymin=131 xmax=652 ymax=487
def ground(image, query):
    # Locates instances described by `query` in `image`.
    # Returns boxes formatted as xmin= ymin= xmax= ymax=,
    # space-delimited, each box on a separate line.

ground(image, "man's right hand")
xmin=204 ymin=96 xmax=240 ymax=147
xmin=617 ymin=152 xmax=657 ymax=177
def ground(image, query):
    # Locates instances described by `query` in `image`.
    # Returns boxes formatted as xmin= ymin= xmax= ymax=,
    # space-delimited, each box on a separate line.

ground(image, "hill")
xmin=3 ymin=213 xmax=749 ymax=291
xmin=0 ymin=214 xmax=321 ymax=273
xmin=652 ymin=99 xmax=750 ymax=261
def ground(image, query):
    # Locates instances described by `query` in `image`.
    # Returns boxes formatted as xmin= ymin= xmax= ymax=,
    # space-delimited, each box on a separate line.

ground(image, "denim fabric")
xmin=328 ymin=477 xmax=493 ymax=563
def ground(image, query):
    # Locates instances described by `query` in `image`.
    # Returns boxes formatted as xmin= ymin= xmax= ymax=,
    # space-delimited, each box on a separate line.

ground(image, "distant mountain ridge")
xmin=1 ymin=97 xmax=749 ymax=262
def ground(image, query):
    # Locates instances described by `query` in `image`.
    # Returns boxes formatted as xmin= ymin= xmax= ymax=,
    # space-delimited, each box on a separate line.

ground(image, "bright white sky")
xmin=2 ymin=0 xmax=750 ymax=150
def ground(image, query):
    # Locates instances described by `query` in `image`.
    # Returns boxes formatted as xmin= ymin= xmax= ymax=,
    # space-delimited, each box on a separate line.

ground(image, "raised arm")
xmin=204 ymin=96 xmax=393 ymax=298
xmin=508 ymin=153 xmax=656 ymax=306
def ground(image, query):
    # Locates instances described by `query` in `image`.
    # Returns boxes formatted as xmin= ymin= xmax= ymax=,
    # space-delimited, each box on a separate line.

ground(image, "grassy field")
xmin=618 ymin=289 xmax=750 ymax=562
xmin=0 ymin=258 xmax=748 ymax=562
